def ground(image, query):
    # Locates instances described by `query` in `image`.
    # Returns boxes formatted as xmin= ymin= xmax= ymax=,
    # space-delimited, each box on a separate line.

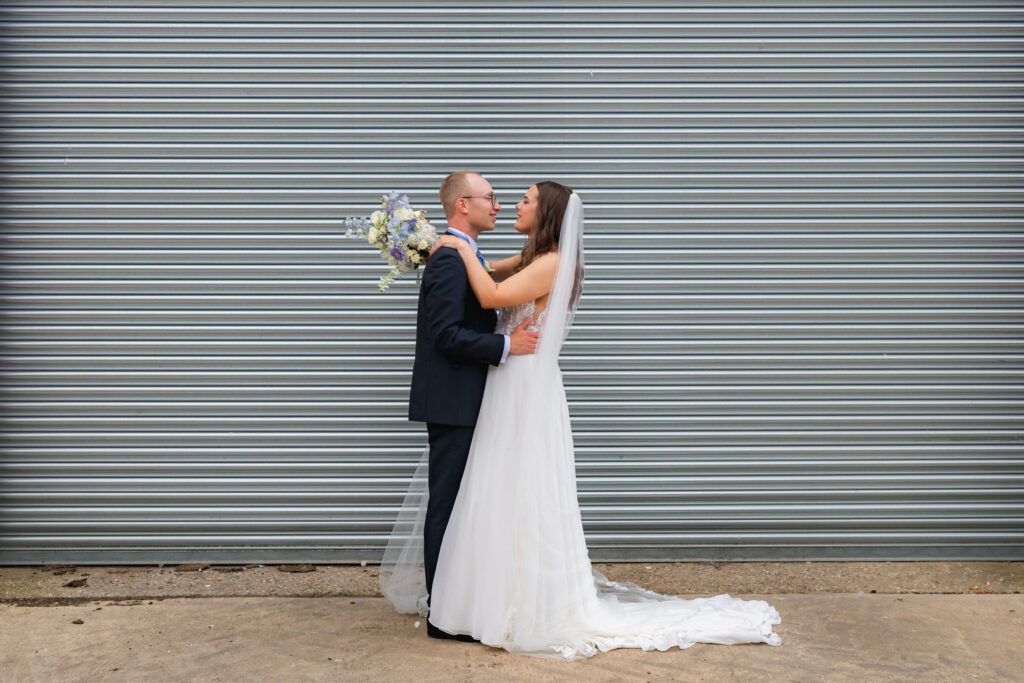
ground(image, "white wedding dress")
xmin=380 ymin=195 xmax=781 ymax=660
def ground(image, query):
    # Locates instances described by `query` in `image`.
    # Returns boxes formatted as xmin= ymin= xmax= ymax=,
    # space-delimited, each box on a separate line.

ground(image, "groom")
xmin=408 ymin=172 xmax=538 ymax=640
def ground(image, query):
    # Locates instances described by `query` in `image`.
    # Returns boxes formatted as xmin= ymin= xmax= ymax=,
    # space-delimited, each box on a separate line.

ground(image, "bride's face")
xmin=514 ymin=185 xmax=540 ymax=235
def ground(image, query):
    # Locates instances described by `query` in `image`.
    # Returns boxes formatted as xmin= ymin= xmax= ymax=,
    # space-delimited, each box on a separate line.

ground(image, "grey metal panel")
xmin=1 ymin=1 xmax=1022 ymax=564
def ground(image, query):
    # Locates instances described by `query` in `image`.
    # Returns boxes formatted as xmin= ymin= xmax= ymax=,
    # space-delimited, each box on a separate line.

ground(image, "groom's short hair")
xmin=440 ymin=171 xmax=480 ymax=218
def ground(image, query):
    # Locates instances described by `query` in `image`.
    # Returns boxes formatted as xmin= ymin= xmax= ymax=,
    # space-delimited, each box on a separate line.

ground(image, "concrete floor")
xmin=2 ymin=563 xmax=1022 ymax=681
xmin=2 ymin=593 xmax=1022 ymax=682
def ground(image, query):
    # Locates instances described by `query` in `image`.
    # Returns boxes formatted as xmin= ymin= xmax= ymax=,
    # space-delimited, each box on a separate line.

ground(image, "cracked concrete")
xmin=2 ymin=561 xmax=1021 ymax=603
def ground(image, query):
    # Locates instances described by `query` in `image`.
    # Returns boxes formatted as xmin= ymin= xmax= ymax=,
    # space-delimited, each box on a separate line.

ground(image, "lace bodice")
xmin=495 ymin=300 xmax=548 ymax=335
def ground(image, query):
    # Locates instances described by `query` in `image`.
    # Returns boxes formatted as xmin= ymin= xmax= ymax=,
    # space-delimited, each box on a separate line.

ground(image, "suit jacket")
xmin=408 ymin=247 xmax=504 ymax=426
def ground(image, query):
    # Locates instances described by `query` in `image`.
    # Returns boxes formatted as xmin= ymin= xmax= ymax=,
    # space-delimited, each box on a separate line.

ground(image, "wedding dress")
xmin=380 ymin=194 xmax=781 ymax=660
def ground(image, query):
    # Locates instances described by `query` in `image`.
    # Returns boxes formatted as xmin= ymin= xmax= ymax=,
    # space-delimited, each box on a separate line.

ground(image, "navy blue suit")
xmin=408 ymin=244 xmax=504 ymax=603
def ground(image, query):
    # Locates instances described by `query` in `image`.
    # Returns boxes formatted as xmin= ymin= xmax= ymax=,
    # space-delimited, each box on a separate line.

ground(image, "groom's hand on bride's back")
xmin=509 ymin=319 xmax=539 ymax=355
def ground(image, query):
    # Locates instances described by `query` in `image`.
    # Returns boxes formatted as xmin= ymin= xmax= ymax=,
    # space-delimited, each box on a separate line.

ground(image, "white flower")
xmin=395 ymin=207 xmax=415 ymax=222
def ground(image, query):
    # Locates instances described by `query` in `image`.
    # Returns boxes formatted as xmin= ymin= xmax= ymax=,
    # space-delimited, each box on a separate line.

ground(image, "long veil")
xmin=378 ymin=192 xmax=585 ymax=615
xmin=378 ymin=444 xmax=430 ymax=616
xmin=537 ymin=192 xmax=584 ymax=361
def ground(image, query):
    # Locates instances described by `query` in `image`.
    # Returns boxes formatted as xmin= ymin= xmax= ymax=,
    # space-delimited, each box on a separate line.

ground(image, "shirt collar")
xmin=445 ymin=226 xmax=478 ymax=253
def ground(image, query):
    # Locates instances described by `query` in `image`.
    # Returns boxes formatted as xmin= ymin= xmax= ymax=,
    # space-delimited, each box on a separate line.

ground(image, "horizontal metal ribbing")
xmin=2 ymin=0 xmax=1022 ymax=563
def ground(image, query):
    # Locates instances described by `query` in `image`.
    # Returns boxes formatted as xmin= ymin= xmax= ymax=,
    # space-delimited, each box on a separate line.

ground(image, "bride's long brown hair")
xmin=513 ymin=181 xmax=574 ymax=274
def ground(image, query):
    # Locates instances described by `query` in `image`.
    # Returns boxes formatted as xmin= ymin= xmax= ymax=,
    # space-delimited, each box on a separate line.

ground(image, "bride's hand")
xmin=429 ymin=235 xmax=466 ymax=257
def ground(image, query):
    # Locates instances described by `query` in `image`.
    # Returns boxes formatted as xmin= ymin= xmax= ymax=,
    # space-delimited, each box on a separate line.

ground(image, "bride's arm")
xmin=436 ymin=238 xmax=557 ymax=309
xmin=485 ymin=253 xmax=522 ymax=281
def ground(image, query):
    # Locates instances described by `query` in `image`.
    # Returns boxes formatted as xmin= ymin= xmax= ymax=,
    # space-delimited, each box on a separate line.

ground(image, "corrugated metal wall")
xmin=1 ymin=2 xmax=1022 ymax=564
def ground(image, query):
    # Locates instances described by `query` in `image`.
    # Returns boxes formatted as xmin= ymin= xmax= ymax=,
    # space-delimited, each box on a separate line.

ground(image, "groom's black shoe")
xmin=426 ymin=621 xmax=479 ymax=642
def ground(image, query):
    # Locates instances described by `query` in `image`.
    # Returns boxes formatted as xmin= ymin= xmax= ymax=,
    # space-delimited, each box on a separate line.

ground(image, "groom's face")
xmin=464 ymin=176 xmax=501 ymax=234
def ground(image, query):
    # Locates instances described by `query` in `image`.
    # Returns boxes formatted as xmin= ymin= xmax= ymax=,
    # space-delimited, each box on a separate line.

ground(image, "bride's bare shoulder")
xmin=520 ymin=251 xmax=559 ymax=279
xmin=531 ymin=251 xmax=559 ymax=267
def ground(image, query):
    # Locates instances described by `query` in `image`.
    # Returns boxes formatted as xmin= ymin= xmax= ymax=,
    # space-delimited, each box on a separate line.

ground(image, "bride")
xmin=380 ymin=181 xmax=782 ymax=660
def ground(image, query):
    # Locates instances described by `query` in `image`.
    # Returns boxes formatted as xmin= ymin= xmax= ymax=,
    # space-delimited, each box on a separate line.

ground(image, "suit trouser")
xmin=423 ymin=422 xmax=475 ymax=612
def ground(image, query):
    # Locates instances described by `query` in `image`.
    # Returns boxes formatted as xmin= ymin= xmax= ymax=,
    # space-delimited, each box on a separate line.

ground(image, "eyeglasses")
xmin=461 ymin=193 xmax=498 ymax=208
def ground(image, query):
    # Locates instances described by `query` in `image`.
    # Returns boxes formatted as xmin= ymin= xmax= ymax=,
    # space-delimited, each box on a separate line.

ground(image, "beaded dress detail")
xmin=495 ymin=301 xmax=549 ymax=335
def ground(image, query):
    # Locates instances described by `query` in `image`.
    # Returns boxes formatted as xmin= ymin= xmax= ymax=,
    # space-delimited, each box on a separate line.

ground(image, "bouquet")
xmin=344 ymin=191 xmax=439 ymax=292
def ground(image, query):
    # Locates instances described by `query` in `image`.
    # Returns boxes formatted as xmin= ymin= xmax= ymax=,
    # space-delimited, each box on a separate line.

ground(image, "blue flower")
xmin=385 ymin=190 xmax=410 ymax=211
xmin=390 ymin=246 xmax=405 ymax=260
